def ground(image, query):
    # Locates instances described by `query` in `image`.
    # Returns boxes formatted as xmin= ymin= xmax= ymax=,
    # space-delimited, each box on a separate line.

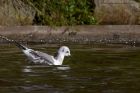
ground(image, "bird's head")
xmin=58 ymin=46 xmax=71 ymax=57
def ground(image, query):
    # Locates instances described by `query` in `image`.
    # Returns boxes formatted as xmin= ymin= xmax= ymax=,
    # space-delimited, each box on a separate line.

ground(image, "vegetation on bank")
xmin=0 ymin=0 xmax=139 ymax=26
xmin=1 ymin=0 xmax=96 ymax=26
xmin=135 ymin=0 xmax=140 ymax=2
xmin=24 ymin=0 xmax=96 ymax=25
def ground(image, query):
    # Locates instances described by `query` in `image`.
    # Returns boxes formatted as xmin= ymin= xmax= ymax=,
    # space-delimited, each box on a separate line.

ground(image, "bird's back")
xmin=23 ymin=49 xmax=54 ymax=65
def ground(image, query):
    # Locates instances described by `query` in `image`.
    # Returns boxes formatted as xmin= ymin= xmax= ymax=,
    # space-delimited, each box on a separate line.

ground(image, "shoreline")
xmin=0 ymin=25 xmax=140 ymax=46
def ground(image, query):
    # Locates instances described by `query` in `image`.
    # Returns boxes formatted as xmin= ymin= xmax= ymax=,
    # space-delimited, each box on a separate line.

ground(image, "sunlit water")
xmin=0 ymin=44 xmax=140 ymax=93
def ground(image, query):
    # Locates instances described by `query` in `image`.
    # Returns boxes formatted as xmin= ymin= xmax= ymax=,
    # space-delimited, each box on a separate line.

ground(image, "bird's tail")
xmin=0 ymin=35 xmax=27 ymax=50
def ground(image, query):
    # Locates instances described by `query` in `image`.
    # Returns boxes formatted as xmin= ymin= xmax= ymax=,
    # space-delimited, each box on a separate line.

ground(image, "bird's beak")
xmin=69 ymin=53 xmax=71 ymax=56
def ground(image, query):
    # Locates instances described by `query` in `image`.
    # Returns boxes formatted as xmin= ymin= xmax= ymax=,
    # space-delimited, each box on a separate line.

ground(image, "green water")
xmin=0 ymin=44 xmax=140 ymax=93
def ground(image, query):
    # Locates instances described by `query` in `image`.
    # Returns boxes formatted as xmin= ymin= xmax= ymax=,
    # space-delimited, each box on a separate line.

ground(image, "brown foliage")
xmin=94 ymin=5 xmax=140 ymax=25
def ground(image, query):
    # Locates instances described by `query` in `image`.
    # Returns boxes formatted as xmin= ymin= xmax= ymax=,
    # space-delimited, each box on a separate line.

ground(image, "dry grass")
xmin=0 ymin=0 xmax=34 ymax=26
xmin=94 ymin=4 xmax=140 ymax=25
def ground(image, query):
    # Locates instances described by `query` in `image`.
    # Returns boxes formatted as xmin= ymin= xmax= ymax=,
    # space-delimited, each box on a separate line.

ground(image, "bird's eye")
xmin=66 ymin=51 xmax=69 ymax=53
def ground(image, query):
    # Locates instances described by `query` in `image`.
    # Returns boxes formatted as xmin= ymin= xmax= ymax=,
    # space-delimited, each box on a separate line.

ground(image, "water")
xmin=0 ymin=44 xmax=140 ymax=93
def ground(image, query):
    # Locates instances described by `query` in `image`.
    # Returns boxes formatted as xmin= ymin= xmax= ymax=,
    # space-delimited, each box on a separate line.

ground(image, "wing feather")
xmin=25 ymin=49 xmax=54 ymax=65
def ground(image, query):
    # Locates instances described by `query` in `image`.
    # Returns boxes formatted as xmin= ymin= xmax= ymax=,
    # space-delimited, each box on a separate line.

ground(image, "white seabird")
xmin=22 ymin=45 xmax=71 ymax=65
xmin=0 ymin=35 xmax=71 ymax=65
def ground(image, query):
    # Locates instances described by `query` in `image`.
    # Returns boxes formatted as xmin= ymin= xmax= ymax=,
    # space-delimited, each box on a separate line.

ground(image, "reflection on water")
xmin=0 ymin=44 xmax=140 ymax=93
xmin=23 ymin=65 xmax=71 ymax=72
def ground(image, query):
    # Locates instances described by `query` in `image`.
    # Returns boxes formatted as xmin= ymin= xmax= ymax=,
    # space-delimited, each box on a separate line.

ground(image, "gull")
xmin=0 ymin=35 xmax=71 ymax=65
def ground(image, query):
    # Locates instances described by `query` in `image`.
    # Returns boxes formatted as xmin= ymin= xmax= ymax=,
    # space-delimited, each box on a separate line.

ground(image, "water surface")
xmin=0 ymin=44 xmax=140 ymax=93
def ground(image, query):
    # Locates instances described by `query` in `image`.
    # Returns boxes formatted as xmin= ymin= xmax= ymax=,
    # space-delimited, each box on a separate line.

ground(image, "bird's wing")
xmin=0 ymin=35 xmax=27 ymax=50
xmin=0 ymin=35 xmax=55 ymax=65
xmin=27 ymin=50 xmax=55 ymax=65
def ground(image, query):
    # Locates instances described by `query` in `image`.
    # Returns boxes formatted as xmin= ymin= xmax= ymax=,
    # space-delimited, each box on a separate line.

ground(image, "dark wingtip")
xmin=0 ymin=35 xmax=27 ymax=50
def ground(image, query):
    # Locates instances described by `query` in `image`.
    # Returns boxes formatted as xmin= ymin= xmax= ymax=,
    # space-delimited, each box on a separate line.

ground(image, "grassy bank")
xmin=0 ymin=0 xmax=96 ymax=26
xmin=0 ymin=0 xmax=139 ymax=26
